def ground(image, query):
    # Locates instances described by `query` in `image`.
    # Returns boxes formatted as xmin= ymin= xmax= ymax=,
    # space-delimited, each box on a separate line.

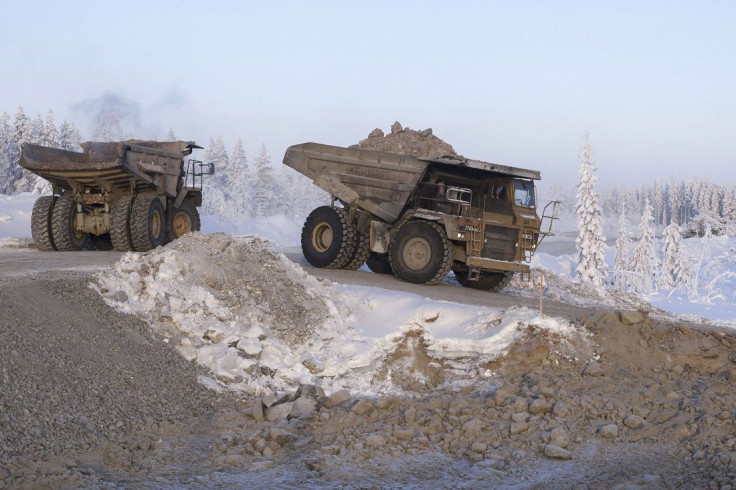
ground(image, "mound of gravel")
xmin=351 ymin=121 xmax=462 ymax=160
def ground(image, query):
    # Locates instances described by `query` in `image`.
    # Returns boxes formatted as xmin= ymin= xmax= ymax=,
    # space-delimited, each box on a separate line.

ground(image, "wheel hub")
xmin=312 ymin=222 xmax=334 ymax=253
xmin=172 ymin=212 xmax=192 ymax=237
xmin=403 ymin=237 xmax=431 ymax=270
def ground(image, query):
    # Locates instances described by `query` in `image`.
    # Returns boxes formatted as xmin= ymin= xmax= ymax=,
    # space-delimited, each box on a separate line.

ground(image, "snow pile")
xmin=94 ymin=233 xmax=590 ymax=396
xmin=351 ymin=121 xmax=461 ymax=160
xmin=0 ymin=192 xmax=38 ymax=239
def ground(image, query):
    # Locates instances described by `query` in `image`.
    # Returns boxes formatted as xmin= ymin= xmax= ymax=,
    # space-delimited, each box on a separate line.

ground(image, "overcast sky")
xmin=1 ymin=1 xmax=734 ymax=190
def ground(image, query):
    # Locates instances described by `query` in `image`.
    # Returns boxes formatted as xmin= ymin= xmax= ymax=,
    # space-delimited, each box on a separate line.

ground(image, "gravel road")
xmin=1 ymin=245 xmax=734 ymax=488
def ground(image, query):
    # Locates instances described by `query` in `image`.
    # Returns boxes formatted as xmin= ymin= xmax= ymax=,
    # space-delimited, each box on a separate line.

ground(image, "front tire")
xmin=455 ymin=271 xmax=514 ymax=292
xmin=51 ymin=195 xmax=87 ymax=251
xmin=168 ymin=200 xmax=201 ymax=241
xmin=389 ymin=221 xmax=453 ymax=285
xmin=31 ymin=196 xmax=57 ymax=251
xmin=130 ymin=196 xmax=166 ymax=252
xmin=366 ymin=252 xmax=392 ymax=275
xmin=301 ymin=206 xmax=355 ymax=268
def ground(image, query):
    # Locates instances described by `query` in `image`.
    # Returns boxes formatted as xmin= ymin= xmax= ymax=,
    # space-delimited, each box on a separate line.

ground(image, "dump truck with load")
xmin=283 ymin=142 xmax=557 ymax=291
xmin=19 ymin=140 xmax=213 ymax=252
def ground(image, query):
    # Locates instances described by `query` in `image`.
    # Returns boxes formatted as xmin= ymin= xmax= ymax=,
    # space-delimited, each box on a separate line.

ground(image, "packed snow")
xmin=92 ymin=233 xmax=591 ymax=396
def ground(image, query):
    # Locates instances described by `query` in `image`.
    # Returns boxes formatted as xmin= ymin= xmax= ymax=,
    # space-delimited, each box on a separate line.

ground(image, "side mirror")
xmin=207 ymin=162 xmax=215 ymax=175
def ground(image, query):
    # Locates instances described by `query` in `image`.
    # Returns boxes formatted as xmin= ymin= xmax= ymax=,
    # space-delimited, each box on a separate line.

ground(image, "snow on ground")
xmin=0 ymin=192 xmax=36 ymax=240
xmin=93 ymin=233 xmax=591 ymax=397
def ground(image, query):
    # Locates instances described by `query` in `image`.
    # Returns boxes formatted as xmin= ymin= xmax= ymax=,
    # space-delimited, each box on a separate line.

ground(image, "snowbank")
xmin=94 ymin=233 xmax=589 ymax=396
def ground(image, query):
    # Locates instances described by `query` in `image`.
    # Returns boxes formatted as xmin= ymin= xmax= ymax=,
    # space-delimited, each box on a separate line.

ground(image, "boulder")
xmin=544 ymin=444 xmax=573 ymax=460
xmin=324 ymin=390 xmax=351 ymax=409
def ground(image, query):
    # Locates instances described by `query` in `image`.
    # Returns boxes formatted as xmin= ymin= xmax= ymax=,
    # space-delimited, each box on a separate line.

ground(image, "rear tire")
xmin=389 ymin=221 xmax=453 ymax=285
xmin=51 ymin=195 xmax=87 ymax=251
xmin=366 ymin=252 xmax=392 ymax=275
xmin=31 ymin=196 xmax=57 ymax=251
xmin=455 ymin=271 xmax=514 ymax=292
xmin=301 ymin=206 xmax=355 ymax=268
xmin=168 ymin=200 xmax=201 ymax=241
xmin=130 ymin=196 xmax=166 ymax=252
xmin=110 ymin=196 xmax=135 ymax=252
xmin=343 ymin=229 xmax=370 ymax=270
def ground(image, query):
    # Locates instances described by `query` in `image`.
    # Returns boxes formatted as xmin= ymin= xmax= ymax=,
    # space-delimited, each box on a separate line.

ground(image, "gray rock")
xmin=624 ymin=414 xmax=646 ymax=429
xmin=599 ymin=424 xmax=618 ymax=439
xmin=552 ymin=401 xmax=570 ymax=417
xmin=463 ymin=419 xmax=484 ymax=433
xmin=368 ymin=128 xmax=384 ymax=138
xmin=324 ymin=390 xmax=351 ymax=409
xmin=266 ymin=402 xmax=294 ymax=421
xmin=289 ymin=396 xmax=317 ymax=419
xmin=510 ymin=422 xmax=528 ymax=435
xmin=352 ymin=398 xmax=375 ymax=416
xmin=619 ymin=310 xmax=646 ymax=325
xmin=394 ymin=429 xmax=414 ymax=441
xmin=583 ymin=362 xmax=604 ymax=377
xmin=261 ymin=394 xmax=278 ymax=407
xmin=544 ymin=444 xmax=573 ymax=460
xmin=252 ymin=399 xmax=265 ymax=422
xmin=268 ymin=428 xmax=296 ymax=447
xmin=550 ymin=427 xmax=570 ymax=448
xmin=529 ymin=398 xmax=551 ymax=415
xmin=391 ymin=121 xmax=403 ymax=134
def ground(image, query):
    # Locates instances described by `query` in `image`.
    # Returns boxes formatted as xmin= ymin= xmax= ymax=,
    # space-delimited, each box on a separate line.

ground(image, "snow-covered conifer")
xmin=613 ymin=203 xmax=632 ymax=290
xmin=227 ymin=138 xmax=251 ymax=219
xmin=630 ymin=199 xmax=657 ymax=293
xmin=44 ymin=110 xmax=59 ymax=148
xmin=165 ymin=128 xmax=177 ymax=142
xmin=574 ymin=132 xmax=607 ymax=286
xmin=253 ymin=144 xmax=275 ymax=219
xmin=659 ymin=221 xmax=688 ymax=290
xmin=93 ymin=107 xmax=123 ymax=141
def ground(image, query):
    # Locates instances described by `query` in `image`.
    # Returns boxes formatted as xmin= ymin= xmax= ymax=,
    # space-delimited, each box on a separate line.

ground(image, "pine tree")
xmin=253 ymin=144 xmax=275 ymax=219
xmin=652 ymin=180 xmax=665 ymax=226
xmin=659 ymin=221 xmax=688 ymax=290
xmin=630 ymin=199 xmax=657 ymax=293
xmin=165 ymin=128 xmax=177 ymax=142
xmin=227 ymin=138 xmax=251 ymax=220
xmin=575 ymin=132 xmax=607 ymax=286
xmin=667 ymin=176 xmax=681 ymax=225
xmin=201 ymin=136 xmax=230 ymax=216
xmin=613 ymin=203 xmax=632 ymax=290
xmin=44 ymin=110 xmax=60 ymax=148
xmin=0 ymin=112 xmax=12 ymax=194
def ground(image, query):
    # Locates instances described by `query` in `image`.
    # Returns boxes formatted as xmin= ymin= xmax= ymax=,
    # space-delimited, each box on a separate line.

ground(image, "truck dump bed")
xmin=19 ymin=140 xmax=199 ymax=198
xmin=283 ymin=142 xmax=541 ymax=223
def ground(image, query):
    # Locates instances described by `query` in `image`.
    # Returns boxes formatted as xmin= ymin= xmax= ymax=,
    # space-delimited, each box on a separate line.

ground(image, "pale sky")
xmin=1 ymin=1 xmax=734 ymax=190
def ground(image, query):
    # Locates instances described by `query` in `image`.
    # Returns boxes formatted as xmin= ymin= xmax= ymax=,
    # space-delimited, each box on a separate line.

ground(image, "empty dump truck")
xmin=283 ymin=143 xmax=556 ymax=291
xmin=19 ymin=140 xmax=213 ymax=252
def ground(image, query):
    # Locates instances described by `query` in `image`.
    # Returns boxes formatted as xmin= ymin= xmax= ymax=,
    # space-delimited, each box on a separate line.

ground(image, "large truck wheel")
xmin=343 ymin=229 xmax=370 ymax=270
xmin=301 ymin=206 xmax=355 ymax=268
xmin=455 ymin=271 xmax=514 ymax=292
xmin=389 ymin=221 xmax=453 ymax=285
xmin=366 ymin=252 xmax=392 ymax=275
xmin=51 ymin=195 xmax=88 ymax=251
xmin=168 ymin=200 xmax=201 ymax=241
xmin=130 ymin=196 xmax=166 ymax=252
xmin=110 ymin=196 xmax=135 ymax=251
xmin=31 ymin=195 xmax=57 ymax=251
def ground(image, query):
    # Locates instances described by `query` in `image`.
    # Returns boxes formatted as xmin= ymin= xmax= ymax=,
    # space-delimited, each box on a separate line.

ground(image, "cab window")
xmin=514 ymin=180 xmax=535 ymax=207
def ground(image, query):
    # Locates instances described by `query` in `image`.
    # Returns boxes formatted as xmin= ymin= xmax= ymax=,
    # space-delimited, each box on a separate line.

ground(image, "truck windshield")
xmin=514 ymin=180 xmax=535 ymax=207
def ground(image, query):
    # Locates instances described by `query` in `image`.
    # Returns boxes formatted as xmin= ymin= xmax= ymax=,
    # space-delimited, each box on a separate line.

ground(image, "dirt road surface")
xmin=1 ymin=246 xmax=734 ymax=488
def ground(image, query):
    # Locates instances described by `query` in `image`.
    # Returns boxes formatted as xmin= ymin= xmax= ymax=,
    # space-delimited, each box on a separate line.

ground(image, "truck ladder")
xmin=467 ymin=226 xmax=484 ymax=281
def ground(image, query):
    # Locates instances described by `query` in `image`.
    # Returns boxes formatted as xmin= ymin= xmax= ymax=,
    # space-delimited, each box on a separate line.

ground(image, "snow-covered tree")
xmin=226 ymin=138 xmax=251 ymax=221
xmin=575 ymin=132 xmax=607 ymax=286
xmin=165 ymin=128 xmax=177 ymax=142
xmin=0 ymin=112 xmax=12 ymax=194
xmin=29 ymin=113 xmax=45 ymax=145
xmin=630 ymin=199 xmax=657 ymax=293
xmin=667 ymin=176 xmax=681 ymax=225
xmin=252 ymin=144 xmax=276 ymax=219
xmin=44 ymin=110 xmax=59 ymax=148
xmin=613 ymin=203 xmax=632 ymax=290
xmin=201 ymin=136 xmax=230 ymax=216
xmin=659 ymin=221 xmax=688 ymax=290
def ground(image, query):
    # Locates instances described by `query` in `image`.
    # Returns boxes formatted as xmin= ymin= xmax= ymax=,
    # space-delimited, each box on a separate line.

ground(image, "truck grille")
xmin=482 ymin=226 xmax=517 ymax=261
